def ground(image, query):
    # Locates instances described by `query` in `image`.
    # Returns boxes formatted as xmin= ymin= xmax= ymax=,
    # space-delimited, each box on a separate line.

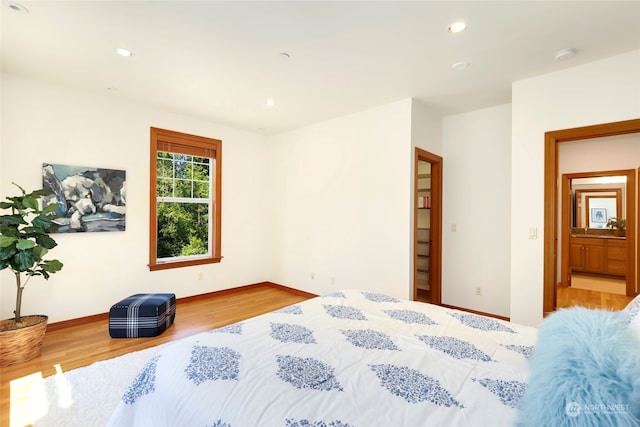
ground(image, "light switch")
xmin=528 ymin=227 xmax=537 ymax=239
xmin=451 ymin=224 xmax=457 ymax=232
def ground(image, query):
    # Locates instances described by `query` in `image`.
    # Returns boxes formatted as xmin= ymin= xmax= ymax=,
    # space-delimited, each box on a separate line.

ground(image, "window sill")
xmin=149 ymin=256 xmax=222 ymax=271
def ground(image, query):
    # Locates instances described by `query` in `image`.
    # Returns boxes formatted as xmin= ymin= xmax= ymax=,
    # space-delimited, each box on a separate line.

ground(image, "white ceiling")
xmin=2 ymin=1 xmax=639 ymax=135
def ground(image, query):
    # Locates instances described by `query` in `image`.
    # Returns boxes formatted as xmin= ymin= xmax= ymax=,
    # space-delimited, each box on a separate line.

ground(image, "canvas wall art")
xmin=42 ymin=163 xmax=126 ymax=232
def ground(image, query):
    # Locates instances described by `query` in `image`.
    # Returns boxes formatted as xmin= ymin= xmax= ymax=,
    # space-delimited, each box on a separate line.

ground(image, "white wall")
xmin=0 ymin=73 xmax=273 ymax=323
xmin=411 ymin=100 xmax=443 ymax=155
xmin=511 ymin=50 xmax=640 ymax=326
xmin=560 ymin=134 xmax=640 ymax=175
xmin=266 ymin=99 xmax=414 ymax=299
xmin=442 ymin=104 xmax=512 ymax=317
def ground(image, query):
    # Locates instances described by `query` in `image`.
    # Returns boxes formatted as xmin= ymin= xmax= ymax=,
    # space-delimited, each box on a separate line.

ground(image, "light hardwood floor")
xmin=570 ymin=273 xmax=626 ymax=295
xmin=0 ymin=283 xmax=313 ymax=427
xmin=556 ymin=285 xmax=632 ymax=311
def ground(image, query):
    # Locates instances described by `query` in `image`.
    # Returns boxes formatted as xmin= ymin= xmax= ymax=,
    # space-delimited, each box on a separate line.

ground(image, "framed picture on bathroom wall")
xmin=590 ymin=207 xmax=607 ymax=224
xmin=42 ymin=163 xmax=126 ymax=232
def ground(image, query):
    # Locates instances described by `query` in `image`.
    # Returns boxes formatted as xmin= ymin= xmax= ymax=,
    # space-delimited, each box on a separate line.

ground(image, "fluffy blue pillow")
xmin=515 ymin=307 xmax=640 ymax=427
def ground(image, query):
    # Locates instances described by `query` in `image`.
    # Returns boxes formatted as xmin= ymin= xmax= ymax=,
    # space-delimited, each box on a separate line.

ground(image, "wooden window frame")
xmin=149 ymin=127 xmax=222 ymax=271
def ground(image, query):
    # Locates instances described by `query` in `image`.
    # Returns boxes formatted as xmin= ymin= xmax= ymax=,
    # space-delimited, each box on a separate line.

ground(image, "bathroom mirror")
xmin=571 ymin=176 xmax=625 ymax=229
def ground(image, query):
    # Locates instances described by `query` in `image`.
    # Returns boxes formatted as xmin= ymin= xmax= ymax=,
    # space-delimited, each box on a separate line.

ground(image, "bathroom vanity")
xmin=570 ymin=233 xmax=626 ymax=277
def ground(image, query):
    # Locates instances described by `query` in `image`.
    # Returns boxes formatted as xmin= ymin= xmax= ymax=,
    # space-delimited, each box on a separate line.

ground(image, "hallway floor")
xmin=557 ymin=282 xmax=632 ymax=311
xmin=570 ymin=273 xmax=626 ymax=295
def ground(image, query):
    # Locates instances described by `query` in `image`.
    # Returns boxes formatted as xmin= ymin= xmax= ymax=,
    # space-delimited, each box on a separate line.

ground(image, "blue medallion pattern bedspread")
xmin=107 ymin=290 xmax=537 ymax=427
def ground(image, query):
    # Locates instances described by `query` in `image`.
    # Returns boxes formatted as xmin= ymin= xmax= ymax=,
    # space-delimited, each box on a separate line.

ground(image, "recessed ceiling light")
xmin=265 ymin=99 xmax=275 ymax=107
xmin=554 ymin=48 xmax=577 ymax=61
xmin=116 ymin=47 xmax=133 ymax=57
xmin=448 ymin=22 xmax=466 ymax=33
xmin=279 ymin=52 xmax=290 ymax=60
xmin=452 ymin=61 xmax=468 ymax=70
xmin=8 ymin=2 xmax=29 ymax=13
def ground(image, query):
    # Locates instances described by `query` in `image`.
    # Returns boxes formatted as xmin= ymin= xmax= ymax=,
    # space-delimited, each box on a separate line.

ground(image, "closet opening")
xmin=414 ymin=148 xmax=442 ymax=304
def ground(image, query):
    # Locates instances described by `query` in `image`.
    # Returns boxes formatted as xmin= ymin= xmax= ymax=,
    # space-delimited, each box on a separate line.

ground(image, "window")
xmin=149 ymin=127 xmax=221 ymax=270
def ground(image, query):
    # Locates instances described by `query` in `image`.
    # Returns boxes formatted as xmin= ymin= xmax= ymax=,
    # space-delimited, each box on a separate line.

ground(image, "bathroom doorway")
xmin=543 ymin=118 xmax=640 ymax=316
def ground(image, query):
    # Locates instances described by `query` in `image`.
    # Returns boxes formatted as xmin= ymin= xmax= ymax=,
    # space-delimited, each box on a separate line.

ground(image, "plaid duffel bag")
xmin=109 ymin=293 xmax=176 ymax=338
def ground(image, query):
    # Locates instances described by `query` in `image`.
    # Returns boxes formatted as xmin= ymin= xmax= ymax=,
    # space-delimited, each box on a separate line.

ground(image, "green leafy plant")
xmin=606 ymin=217 xmax=626 ymax=230
xmin=0 ymin=183 xmax=63 ymax=325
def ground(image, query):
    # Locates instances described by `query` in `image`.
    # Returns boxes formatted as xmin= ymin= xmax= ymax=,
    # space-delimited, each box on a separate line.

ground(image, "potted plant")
xmin=606 ymin=217 xmax=626 ymax=237
xmin=0 ymin=183 xmax=63 ymax=366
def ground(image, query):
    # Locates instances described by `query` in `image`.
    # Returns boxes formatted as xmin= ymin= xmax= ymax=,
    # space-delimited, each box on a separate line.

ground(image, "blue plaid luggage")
xmin=109 ymin=293 xmax=176 ymax=338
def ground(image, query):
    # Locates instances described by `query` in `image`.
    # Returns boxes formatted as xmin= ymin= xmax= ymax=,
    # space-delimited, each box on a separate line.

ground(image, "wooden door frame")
xmin=543 ymin=118 xmax=640 ymax=316
xmin=414 ymin=148 xmax=442 ymax=304
xmin=560 ymin=170 xmax=634 ymax=289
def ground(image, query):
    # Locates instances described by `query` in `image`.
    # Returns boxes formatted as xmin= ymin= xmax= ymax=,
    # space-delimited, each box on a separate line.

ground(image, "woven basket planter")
xmin=0 ymin=315 xmax=48 ymax=367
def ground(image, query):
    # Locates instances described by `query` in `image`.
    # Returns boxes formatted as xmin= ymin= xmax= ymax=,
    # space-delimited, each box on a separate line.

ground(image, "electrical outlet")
xmin=474 ymin=287 xmax=482 ymax=296
xmin=331 ymin=277 xmax=335 ymax=285
xmin=198 ymin=272 xmax=204 ymax=281
xmin=311 ymin=272 xmax=316 ymax=280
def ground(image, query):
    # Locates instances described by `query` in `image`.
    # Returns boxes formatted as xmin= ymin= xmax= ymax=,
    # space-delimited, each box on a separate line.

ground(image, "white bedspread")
xmin=107 ymin=289 xmax=537 ymax=426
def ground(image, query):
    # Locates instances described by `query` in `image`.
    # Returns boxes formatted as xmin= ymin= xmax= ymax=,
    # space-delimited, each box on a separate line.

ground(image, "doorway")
xmin=543 ymin=118 xmax=640 ymax=316
xmin=414 ymin=148 xmax=442 ymax=304
xmin=558 ymin=169 xmax=635 ymax=312
xmin=560 ymin=170 xmax=634 ymax=290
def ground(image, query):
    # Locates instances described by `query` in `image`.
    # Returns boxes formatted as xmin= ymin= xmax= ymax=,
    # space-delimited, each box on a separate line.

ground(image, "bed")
xmin=107 ymin=289 xmax=540 ymax=426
